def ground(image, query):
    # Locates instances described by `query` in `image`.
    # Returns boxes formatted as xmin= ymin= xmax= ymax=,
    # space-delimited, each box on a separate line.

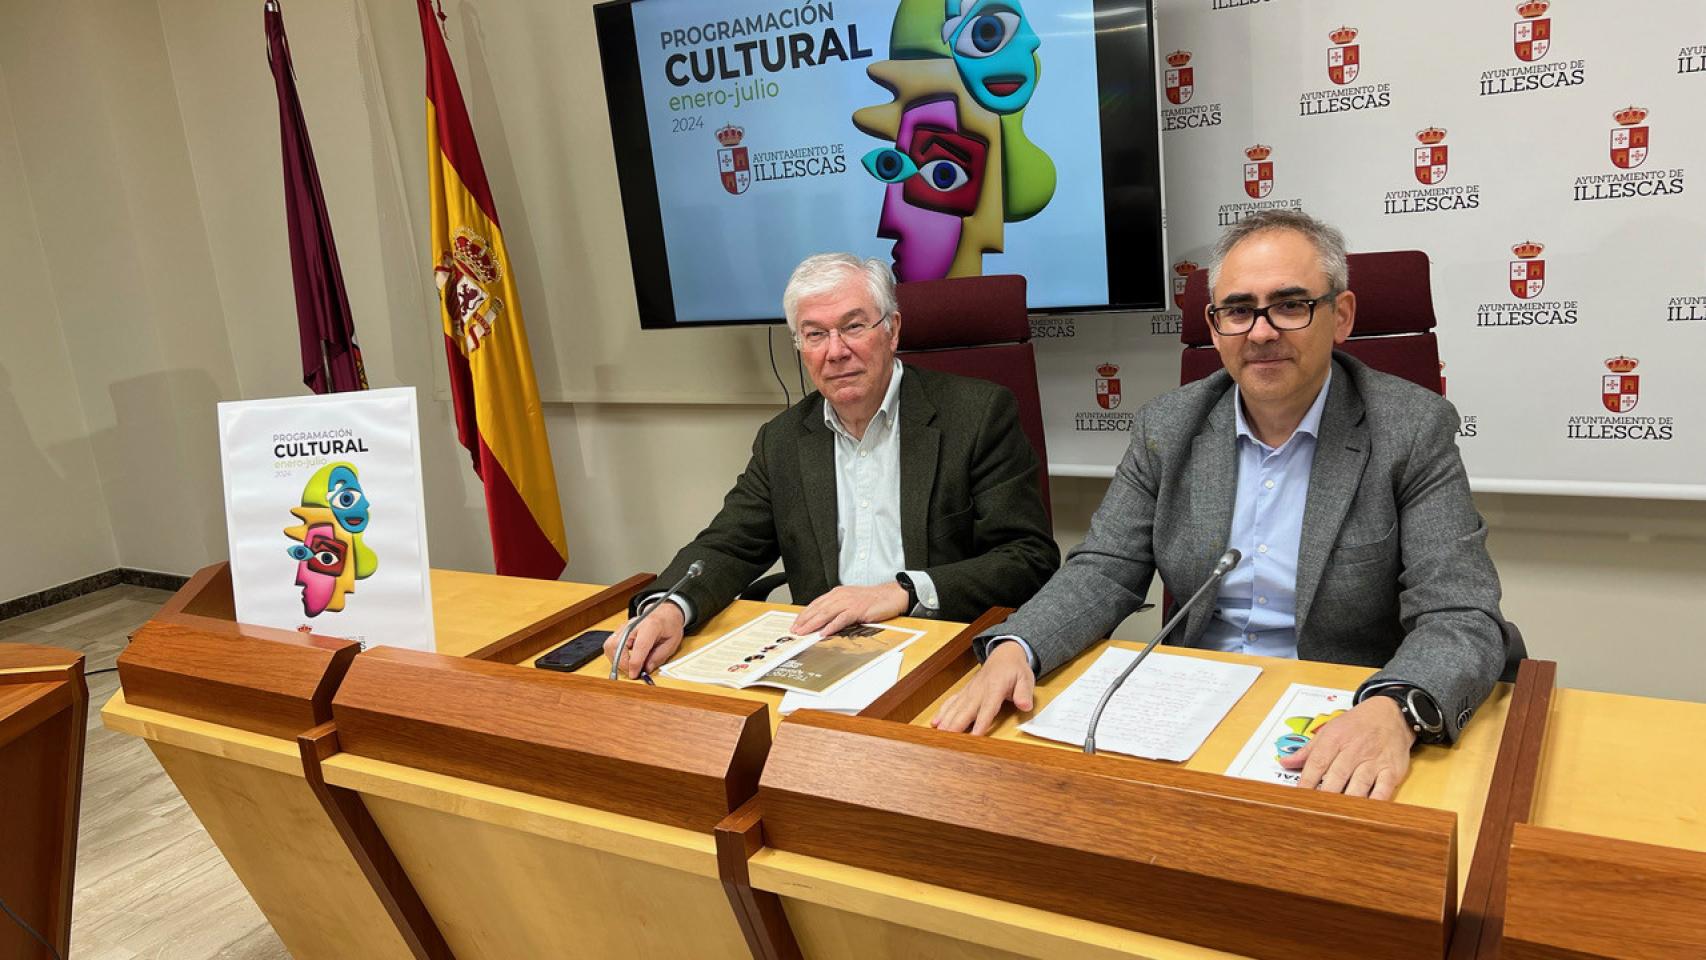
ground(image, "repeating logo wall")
xmin=1031 ymin=0 xmax=1703 ymax=496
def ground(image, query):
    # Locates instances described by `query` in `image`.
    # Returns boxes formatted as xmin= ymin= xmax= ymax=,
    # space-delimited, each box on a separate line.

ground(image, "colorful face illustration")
xmin=1274 ymin=709 xmax=1346 ymax=758
xmin=284 ymin=462 xmax=378 ymax=617
xmin=291 ymin=522 xmax=348 ymax=616
xmin=325 ymin=465 xmax=369 ymax=533
xmin=854 ymin=0 xmax=1055 ymax=282
xmin=863 ymin=99 xmax=992 ymax=281
xmin=942 ymin=0 xmax=1041 ymax=114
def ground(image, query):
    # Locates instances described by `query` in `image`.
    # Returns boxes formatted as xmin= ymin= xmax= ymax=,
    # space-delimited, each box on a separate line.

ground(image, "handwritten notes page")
xmin=1020 ymin=649 xmax=1261 ymax=762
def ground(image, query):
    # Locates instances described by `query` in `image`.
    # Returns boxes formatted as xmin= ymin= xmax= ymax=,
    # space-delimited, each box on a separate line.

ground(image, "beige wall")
xmin=0 ymin=0 xmax=1700 ymax=703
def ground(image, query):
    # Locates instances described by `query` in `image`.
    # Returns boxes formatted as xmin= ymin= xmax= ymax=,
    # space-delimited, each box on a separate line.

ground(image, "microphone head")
xmin=1214 ymin=549 xmax=1242 ymax=575
xmin=685 ymin=560 xmax=705 ymax=578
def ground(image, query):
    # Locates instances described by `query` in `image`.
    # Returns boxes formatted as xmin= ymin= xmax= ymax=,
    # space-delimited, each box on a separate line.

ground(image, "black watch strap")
xmin=895 ymin=572 xmax=919 ymax=611
xmin=1374 ymin=685 xmax=1446 ymax=744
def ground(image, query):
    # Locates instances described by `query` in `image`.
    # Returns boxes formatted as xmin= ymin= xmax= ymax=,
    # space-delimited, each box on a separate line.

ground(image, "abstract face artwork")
xmin=854 ymin=0 xmax=1056 ymax=281
xmin=284 ymin=462 xmax=378 ymax=617
xmin=943 ymin=0 xmax=1041 ymax=114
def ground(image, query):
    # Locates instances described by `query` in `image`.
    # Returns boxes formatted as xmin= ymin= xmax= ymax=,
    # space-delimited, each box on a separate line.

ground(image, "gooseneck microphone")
xmin=609 ymin=560 xmax=704 ymax=680
xmin=1083 ymin=549 xmax=1242 ymax=755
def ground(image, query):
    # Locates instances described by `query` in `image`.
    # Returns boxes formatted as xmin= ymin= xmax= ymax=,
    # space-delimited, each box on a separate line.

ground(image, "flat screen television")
xmin=594 ymin=0 xmax=1165 ymax=327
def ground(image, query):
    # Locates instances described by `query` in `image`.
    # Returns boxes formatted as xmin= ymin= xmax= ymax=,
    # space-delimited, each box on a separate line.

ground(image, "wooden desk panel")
xmin=320 ymin=753 xmax=748 ymax=960
xmin=1502 ymin=823 xmax=1706 ymax=959
xmin=758 ymin=712 xmax=1458 ymax=960
xmin=101 ymin=692 xmax=417 ymax=960
xmin=1530 ymin=687 xmax=1706 ymax=854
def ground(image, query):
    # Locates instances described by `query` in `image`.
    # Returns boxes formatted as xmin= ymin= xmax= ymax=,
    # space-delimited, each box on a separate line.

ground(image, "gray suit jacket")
xmin=651 ymin=364 xmax=1059 ymax=627
xmin=980 ymin=352 xmax=1520 ymax=741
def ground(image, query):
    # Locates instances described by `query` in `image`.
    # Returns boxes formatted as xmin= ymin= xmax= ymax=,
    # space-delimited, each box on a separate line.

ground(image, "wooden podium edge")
xmin=464 ymin=572 xmax=656 ymax=664
xmin=298 ymin=722 xmax=453 ymax=960
xmin=0 ymin=644 xmax=87 ymax=960
xmin=755 ymin=711 xmax=1460 ymax=960
xmin=715 ymin=798 xmax=804 ymax=960
xmin=1447 ymin=658 xmax=1557 ymax=960
xmin=858 ymin=607 xmax=1010 ymax=723
xmin=1502 ymin=823 xmax=1706 ymax=959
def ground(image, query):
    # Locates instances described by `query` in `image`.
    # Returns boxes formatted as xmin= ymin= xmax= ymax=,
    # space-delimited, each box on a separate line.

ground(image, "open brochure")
xmin=660 ymin=610 xmax=921 ymax=696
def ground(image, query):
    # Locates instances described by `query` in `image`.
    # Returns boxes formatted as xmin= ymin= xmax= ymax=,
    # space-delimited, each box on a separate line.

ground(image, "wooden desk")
xmin=1494 ymin=689 xmax=1706 ymax=959
xmin=738 ymin=640 xmax=1516 ymax=960
xmin=300 ymin=597 xmax=982 ymax=959
xmin=1530 ymin=688 xmax=1706 ymax=854
xmin=0 ymin=644 xmax=87 ymax=960
xmin=103 ymin=563 xmax=640 ymax=960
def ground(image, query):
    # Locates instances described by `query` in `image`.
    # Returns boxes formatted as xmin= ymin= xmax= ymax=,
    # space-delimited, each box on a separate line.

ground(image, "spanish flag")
xmin=417 ymin=0 xmax=567 ymax=579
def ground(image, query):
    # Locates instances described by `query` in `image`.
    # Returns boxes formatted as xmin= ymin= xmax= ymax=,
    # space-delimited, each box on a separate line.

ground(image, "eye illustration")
xmin=918 ymin=159 xmax=970 ymax=192
xmin=954 ymin=10 xmax=1020 ymax=58
xmin=862 ymin=147 xmax=918 ymax=184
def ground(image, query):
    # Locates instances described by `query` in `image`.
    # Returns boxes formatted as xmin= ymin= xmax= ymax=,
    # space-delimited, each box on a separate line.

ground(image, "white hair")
xmin=781 ymin=253 xmax=898 ymax=333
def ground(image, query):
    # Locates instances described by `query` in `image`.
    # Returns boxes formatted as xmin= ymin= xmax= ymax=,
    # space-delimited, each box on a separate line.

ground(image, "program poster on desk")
xmin=217 ymin=387 xmax=434 ymax=653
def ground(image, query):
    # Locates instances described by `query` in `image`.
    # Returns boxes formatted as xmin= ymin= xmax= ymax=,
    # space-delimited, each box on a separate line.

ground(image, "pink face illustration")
xmin=877 ymin=99 xmax=980 ymax=282
xmin=292 ymin=523 xmax=349 ymax=616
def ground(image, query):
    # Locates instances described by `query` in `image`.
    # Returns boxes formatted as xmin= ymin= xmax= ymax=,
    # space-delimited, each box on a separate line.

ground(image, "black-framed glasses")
xmin=793 ymin=313 xmax=891 ymax=350
xmin=1206 ymin=292 xmax=1337 ymax=335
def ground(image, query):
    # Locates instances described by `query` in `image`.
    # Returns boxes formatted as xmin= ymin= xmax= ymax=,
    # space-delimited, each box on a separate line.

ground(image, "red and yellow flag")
xmin=417 ymin=0 xmax=567 ymax=579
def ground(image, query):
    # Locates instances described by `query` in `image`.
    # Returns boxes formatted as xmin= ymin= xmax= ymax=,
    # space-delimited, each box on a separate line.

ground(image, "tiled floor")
xmin=1 ymin=586 xmax=288 ymax=960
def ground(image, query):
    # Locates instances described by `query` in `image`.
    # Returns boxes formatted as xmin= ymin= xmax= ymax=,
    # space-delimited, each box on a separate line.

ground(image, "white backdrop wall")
xmin=0 ymin=0 xmax=1701 ymax=702
xmin=1038 ymin=0 xmax=1706 ymax=500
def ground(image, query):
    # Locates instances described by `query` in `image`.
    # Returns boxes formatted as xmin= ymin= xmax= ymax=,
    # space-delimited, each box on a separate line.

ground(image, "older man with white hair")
xmin=607 ymin=253 xmax=1058 ymax=678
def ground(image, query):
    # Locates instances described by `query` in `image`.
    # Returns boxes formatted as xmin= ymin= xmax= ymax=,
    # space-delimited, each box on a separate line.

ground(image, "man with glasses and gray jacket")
xmin=934 ymin=210 xmax=1522 ymax=803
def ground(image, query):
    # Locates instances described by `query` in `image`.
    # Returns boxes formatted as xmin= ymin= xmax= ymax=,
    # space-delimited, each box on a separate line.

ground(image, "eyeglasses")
xmin=1206 ymin=293 xmax=1337 ymax=336
xmin=793 ymin=314 xmax=890 ymax=350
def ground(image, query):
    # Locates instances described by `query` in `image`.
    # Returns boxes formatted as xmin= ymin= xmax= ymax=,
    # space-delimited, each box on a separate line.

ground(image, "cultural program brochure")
xmin=217 ymin=387 xmax=434 ymax=652
xmin=1225 ymin=683 xmax=1356 ymax=785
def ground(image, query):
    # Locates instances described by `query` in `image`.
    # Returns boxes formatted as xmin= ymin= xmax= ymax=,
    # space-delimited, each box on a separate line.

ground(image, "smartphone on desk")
xmin=535 ymin=629 xmax=612 ymax=673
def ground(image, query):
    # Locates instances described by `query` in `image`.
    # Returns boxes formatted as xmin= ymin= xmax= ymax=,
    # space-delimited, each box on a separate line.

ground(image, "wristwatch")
xmin=895 ymin=572 xmax=919 ymax=612
xmin=1370 ymin=685 xmax=1446 ymax=744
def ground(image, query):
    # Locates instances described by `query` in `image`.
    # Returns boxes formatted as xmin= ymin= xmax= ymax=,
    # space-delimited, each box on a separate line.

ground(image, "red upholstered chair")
xmin=894 ymin=273 xmax=1052 ymax=528
xmin=1178 ymin=250 xmax=1444 ymax=394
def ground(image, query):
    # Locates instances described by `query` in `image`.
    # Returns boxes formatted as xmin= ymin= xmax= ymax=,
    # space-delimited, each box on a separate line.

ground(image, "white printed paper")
xmin=1020 ymin=649 xmax=1261 ymax=761
xmin=1225 ymin=684 xmax=1357 ymax=786
xmin=218 ymin=387 xmax=434 ymax=652
xmin=778 ymin=650 xmax=905 ymax=715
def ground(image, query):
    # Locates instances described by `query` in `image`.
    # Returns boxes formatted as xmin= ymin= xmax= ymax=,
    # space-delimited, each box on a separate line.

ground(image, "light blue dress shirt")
xmin=993 ymin=374 xmax=1333 ymax=674
xmin=1189 ymin=371 xmax=1333 ymax=658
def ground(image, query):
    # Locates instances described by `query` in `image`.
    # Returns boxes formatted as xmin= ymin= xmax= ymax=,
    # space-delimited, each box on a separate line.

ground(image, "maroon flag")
xmin=266 ymin=0 xmax=367 ymax=394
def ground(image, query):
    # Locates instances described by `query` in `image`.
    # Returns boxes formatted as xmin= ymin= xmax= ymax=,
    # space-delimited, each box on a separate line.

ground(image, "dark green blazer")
xmin=650 ymin=365 xmax=1059 ymax=627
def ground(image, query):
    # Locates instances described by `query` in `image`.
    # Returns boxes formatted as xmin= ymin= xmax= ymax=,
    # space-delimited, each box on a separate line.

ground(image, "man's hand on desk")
xmin=1279 ymin=695 xmax=1415 ymax=801
xmin=791 ymin=583 xmax=909 ymax=636
xmin=929 ymin=639 xmax=1035 ymax=736
xmin=604 ymin=602 xmax=687 ymax=679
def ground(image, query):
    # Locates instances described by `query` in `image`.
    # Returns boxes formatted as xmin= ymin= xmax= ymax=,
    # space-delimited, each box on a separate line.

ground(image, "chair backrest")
xmin=894 ymin=274 xmax=1052 ymax=527
xmin=1178 ymin=250 xmax=1444 ymax=394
